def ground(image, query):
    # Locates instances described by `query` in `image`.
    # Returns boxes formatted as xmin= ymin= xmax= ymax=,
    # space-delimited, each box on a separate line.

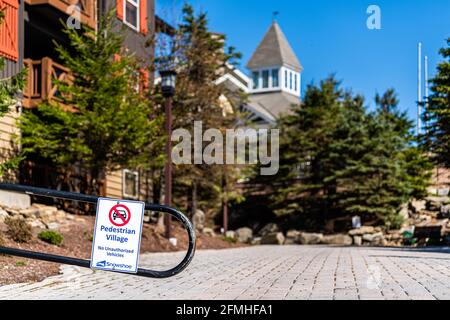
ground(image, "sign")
xmin=91 ymin=198 xmax=145 ymax=274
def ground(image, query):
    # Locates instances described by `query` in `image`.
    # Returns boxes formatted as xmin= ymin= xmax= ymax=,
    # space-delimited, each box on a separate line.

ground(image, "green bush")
xmin=38 ymin=231 xmax=64 ymax=246
xmin=15 ymin=261 xmax=26 ymax=267
xmin=5 ymin=217 xmax=32 ymax=243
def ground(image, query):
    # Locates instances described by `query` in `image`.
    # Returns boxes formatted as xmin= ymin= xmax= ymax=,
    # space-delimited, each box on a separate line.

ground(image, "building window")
xmin=285 ymin=70 xmax=288 ymax=88
xmin=290 ymin=72 xmax=293 ymax=90
xmin=124 ymin=0 xmax=140 ymax=31
xmin=252 ymin=71 xmax=259 ymax=89
xmin=294 ymin=74 xmax=298 ymax=92
xmin=272 ymin=69 xmax=279 ymax=87
xmin=262 ymin=70 xmax=269 ymax=88
xmin=123 ymin=169 xmax=139 ymax=199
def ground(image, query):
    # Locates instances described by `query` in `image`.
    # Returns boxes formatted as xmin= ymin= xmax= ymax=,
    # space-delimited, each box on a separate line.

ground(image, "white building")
xmin=217 ymin=21 xmax=303 ymax=127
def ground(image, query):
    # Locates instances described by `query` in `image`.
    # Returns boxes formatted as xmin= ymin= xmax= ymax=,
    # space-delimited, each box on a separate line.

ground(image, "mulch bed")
xmin=0 ymin=216 xmax=245 ymax=286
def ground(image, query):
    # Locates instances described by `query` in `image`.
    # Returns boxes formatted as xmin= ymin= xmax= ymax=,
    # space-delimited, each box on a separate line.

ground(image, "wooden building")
xmin=0 ymin=0 xmax=172 ymax=201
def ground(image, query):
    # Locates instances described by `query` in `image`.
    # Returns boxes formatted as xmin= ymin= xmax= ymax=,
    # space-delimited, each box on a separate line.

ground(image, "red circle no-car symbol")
xmin=109 ymin=204 xmax=131 ymax=227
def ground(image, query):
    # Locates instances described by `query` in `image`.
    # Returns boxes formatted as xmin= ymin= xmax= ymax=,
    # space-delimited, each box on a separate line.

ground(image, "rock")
xmin=410 ymin=200 xmax=426 ymax=213
xmin=298 ymin=233 xmax=324 ymax=245
xmin=225 ymin=230 xmax=236 ymax=239
xmin=353 ymin=236 xmax=363 ymax=246
xmin=363 ymin=232 xmax=385 ymax=246
xmin=322 ymin=234 xmax=353 ymax=246
xmin=202 ymin=227 xmax=216 ymax=238
xmin=258 ymin=223 xmax=279 ymax=236
xmin=348 ymin=226 xmax=375 ymax=236
xmin=261 ymin=232 xmax=285 ymax=245
xmin=284 ymin=238 xmax=296 ymax=245
xmin=6 ymin=208 xmax=20 ymax=216
xmin=286 ymin=230 xmax=301 ymax=240
xmin=26 ymin=218 xmax=46 ymax=229
xmin=426 ymin=196 xmax=449 ymax=211
xmin=55 ymin=210 xmax=67 ymax=223
xmin=66 ymin=214 xmax=75 ymax=221
xmin=399 ymin=204 xmax=410 ymax=220
xmin=46 ymin=222 xmax=61 ymax=230
xmin=236 ymin=228 xmax=253 ymax=243
xmin=19 ymin=207 xmax=40 ymax=218
xmin=193 ymin=210 xmax=206 ymax=231
xmin=440 ymin=205 xmax=450 ymax=219
xmin=251 ymin=237 xmax=262 ymax=245
xmin=0 ymin=208 xmax=9 ymax=223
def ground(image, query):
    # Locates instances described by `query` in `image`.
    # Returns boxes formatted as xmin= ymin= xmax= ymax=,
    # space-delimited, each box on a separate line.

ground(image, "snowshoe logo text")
xmin=96 ymin=260 xmax=132 ymax=270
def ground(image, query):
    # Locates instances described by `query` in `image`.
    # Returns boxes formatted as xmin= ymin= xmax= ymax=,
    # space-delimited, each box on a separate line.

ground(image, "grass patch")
xmin=38 ymin=231 xmax=64 ymax=246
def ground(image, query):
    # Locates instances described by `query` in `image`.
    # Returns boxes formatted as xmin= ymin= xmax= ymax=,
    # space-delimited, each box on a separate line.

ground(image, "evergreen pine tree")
xmin=19 ymin=10 xmax=157 ymax=194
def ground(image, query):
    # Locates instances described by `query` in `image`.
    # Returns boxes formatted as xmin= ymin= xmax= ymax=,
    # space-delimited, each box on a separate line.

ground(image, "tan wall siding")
xmin=105 ymin=170 xmax=123 ymax=199
xmin=105 ymin=169 xmax=153 ymax=202
xmin=0 ymin=105 xmax=20 ymax=159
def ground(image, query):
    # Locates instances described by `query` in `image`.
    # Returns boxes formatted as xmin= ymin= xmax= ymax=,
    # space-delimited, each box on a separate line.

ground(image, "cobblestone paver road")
xmin=2 ymin=246 xmax=450 ymax=300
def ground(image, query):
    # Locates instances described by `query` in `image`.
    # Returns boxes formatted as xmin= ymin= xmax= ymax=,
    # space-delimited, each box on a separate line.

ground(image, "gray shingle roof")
xmin=247 ymin=91 xmax=301 ymax=121
xmin=246 ymin=22 xmax=303 ymax=72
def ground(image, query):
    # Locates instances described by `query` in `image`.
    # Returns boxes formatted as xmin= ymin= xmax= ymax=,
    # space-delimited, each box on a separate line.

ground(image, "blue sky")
xmin=156 ymin=0 xmax=450 ymax=122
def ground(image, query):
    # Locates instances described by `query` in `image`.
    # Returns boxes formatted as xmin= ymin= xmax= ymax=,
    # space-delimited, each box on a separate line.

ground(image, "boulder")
xmin=258 ymin=223 xmax=279 ymax=236
xmin=363 ymin=232 xmax=385 ymax=246
xmin=55 ymin=210 xmax=67 ymax=223
xmin=0 ymin=208 xmax=9 ymax=224
xmin=19 ymin=207 xmax=40 ymax=218
xmin=251 ymin=237 xmax=262 ymax=245
xmin=399 ymin=204 xmax=410 ymax=220
xmin=202 ymin=227 xmax=216 ymax=238
xmin=353 ymin=236 xmax=363 ymax=246
xmin=225 ymin=230 xmax=236 ymax=240
xmin=236 ymin=228 xmax=253 ymax=244
xmin=261 ymin=232 xmax=285 ymax=245
xmin=193 ymin=210 xmax=206 ymax=231
xmin=298 ymin=233 xmax=324 ymax=245
xmin=322 ymin=234 xmax=353 ymax=246
xmin=284 ymin=238 xmax=296 ymax=245
xmin=46 ymin=222 xmax=61 ymax=230
xmin=410 ymin=200 xmax=426 ymax=213
xmin=441 ymin=205 xmax=450 ymax=219
xmin=426 ymin=197 xmax=449 ymax=212
xmin=348 ymin=226 xmax=375 ymax=236
xmin=26 ymin=218 xmax=46 ymax=229
xmin=286 ymin=230 xmax=301 ymax=241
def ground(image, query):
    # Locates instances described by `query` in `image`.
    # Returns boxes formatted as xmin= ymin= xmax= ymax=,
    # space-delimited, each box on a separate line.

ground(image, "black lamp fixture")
xmin=160 ymin=70 xmax=177 ymax=98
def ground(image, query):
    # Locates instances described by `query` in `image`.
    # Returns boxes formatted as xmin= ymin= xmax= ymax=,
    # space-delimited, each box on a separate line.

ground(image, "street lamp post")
xmin=160 ymin=70 xmax=177 ymax=239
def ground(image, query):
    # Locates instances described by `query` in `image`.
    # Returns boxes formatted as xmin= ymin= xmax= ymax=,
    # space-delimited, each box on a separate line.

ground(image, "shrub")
xmin=15 ymin=261 xmax=26 ymax=267
xmin=5 ymin=217 xmax=32 ymax=243
xmin=38 ymin=230 xmax=64 ymax=246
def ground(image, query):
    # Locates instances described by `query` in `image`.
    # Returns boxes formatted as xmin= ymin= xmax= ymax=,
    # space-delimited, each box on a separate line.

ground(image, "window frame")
xmin=123 ymin=0 xmax=140 ymax=32
xmin=252 ymin=71 xmax=260 ymax=90
xmin=262 ymin=70 xmax=270 ymax=89
xmin=272 ymin=69 xmax=279 ymax=88
xmin=122 ymin=169 xmax=140 ymax=200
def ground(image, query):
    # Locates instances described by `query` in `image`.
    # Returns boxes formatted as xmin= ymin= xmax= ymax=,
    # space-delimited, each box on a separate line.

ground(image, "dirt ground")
xmin=0 ymin=216 xmax=245 ymax=286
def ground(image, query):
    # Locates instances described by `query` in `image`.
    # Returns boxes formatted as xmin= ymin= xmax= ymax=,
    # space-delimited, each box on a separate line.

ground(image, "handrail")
xmin=0 ymin=184 xmax=196 ymax=279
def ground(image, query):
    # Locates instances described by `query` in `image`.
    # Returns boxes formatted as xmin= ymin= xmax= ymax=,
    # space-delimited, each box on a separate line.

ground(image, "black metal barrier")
xmin=0 ymin=184 xmax=196 ymax=279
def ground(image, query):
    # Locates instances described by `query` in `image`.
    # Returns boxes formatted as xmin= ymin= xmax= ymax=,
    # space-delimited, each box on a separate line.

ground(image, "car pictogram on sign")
xmin=113 ymin=209 xmax=128 ymax=221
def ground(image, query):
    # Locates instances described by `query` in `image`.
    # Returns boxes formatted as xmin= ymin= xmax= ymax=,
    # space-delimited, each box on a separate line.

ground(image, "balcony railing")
xmin=24 ymin=57 xmax=73 ymax=109
xmin=25 ymin=0 xmax=96 ymax=29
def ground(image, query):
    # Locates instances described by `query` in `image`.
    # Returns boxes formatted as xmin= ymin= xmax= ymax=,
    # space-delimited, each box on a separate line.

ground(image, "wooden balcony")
xmin=25 ymin=0 xmax=96 ymax=29
xmin=23 ymin=57 xmax=73 ymax=109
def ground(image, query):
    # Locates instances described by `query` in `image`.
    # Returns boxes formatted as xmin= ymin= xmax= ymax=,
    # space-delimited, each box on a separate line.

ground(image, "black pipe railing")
xmin=0 ymin=184 xmax=196 ymax=279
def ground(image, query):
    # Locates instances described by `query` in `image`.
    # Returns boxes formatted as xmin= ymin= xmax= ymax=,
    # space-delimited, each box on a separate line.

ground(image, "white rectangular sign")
xmin=90 ymin=198 xmax=145 ymax=274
